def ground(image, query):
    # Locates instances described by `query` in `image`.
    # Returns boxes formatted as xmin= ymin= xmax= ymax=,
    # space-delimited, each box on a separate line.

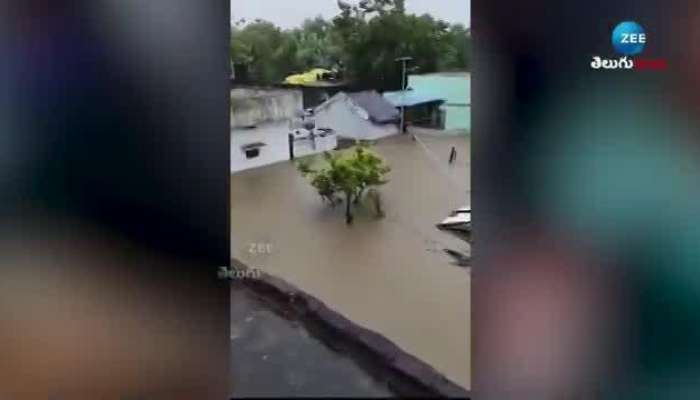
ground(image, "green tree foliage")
xmin=230 ymin=20 xmax=298 ymax=83
xmin=293 ymin=17 xmax=343 ymax=69
xmin=297 ymin=143 xmax=391 ymax=224
xmin=231 ymin=1 xmax=470 ymax=87
xmin=441 ymin=24 xmax=471 ymax=71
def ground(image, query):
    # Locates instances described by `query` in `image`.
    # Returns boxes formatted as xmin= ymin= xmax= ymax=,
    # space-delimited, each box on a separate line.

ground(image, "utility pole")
xmin=395 ymin=56 xmax=412 ymax=134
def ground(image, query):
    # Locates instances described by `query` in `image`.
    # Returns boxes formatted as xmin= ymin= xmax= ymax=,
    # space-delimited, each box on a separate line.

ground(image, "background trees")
xmin=230 ymin=20 xmax=298 ymax=83
xmin=231 ymin=0 xmax=470 ymax=88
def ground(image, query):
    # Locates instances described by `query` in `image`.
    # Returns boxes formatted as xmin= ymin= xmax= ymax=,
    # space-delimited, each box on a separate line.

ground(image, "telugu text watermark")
xmin=217 ymin=266 xmax=262 ymax=280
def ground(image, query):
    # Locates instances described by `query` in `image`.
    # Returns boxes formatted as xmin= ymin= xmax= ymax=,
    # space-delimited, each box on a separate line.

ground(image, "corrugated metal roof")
xmin=383 ymin=90 xmax=446 ymax=107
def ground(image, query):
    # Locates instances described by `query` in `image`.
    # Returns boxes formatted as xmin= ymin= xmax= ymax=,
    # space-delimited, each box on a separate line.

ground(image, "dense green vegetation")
xmin=231 ymin=0 xmax=470 ymax=89
xmin=297 ymin=144 xmax=391 ymax=224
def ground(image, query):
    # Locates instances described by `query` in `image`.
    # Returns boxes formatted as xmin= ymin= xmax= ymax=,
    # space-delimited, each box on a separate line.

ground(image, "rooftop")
xmin=411 ymin=71 xmax=470 ymax=78
xmin=281 ymin=80 xmax=349 ymax=88
xmin=315 ymin=91 xmax=400 ymax=124
xmin=282 ymin=68 xmax=348 ymax=88
xmin=347 ymin=91 xmax=400 ymax=123
xmin=383 ymin=90 xmax=446 ymax=108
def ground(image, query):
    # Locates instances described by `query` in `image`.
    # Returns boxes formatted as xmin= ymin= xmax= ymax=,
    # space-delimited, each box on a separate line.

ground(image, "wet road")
xmin=231 ymin=131 xmax=470 ymax=388
xmin=230 ymin=283 xmax=396 ymax=397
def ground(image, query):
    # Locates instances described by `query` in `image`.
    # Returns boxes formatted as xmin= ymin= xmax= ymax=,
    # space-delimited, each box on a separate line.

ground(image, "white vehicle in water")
xmin=436 ymin=206 xmax=471 ymax=239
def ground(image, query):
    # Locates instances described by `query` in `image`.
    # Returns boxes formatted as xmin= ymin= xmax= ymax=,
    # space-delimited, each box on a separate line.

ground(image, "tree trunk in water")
xmin=345 ymin=192 xmax=354 ymax=224
xmin=369 ymin=189 xmax=384 ymax=218
xmin=354 ymin=186 xmax=366 ymax=204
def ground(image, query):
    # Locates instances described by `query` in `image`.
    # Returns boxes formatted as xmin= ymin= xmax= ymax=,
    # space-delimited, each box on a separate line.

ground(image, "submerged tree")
xmin=297 ymin=143 xmax=390 ymax=224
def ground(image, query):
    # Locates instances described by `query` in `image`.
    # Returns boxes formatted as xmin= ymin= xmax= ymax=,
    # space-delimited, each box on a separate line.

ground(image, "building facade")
xmin=231 ymin=87 xmax=336 ymax=173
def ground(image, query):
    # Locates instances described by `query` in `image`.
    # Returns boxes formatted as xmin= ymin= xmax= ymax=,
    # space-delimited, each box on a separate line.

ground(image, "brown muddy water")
xmin=231 ymin=130 xmax=470 ymax=388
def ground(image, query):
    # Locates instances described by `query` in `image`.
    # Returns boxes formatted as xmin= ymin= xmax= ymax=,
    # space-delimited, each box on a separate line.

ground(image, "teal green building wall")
xmin=408 ymin=73 xmax=470 ymax=132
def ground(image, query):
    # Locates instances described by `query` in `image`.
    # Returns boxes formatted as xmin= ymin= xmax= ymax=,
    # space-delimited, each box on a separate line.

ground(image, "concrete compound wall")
xmin=231 ymin=88 xmax=341 ymax=173
xmin=231 ymin=88 xmax=303 ymax=129
xmin=231 ymin=122 xmax=338 ymax=173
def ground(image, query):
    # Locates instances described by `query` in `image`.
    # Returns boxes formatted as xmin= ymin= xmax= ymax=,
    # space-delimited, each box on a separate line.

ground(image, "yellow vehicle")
xmin=283 ymin=68 xmax=336 ymax=85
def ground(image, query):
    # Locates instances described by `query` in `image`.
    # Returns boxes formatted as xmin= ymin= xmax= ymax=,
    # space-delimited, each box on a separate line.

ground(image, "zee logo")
xmin=621 ymin=32 xmax=645 ymax=44
xmin=612 ymin=21 xmax=646 ymax=56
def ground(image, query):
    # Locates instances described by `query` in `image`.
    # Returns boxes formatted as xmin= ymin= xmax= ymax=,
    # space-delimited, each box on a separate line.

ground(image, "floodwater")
xmin=231 ymin=130 xmax=470 ymax=388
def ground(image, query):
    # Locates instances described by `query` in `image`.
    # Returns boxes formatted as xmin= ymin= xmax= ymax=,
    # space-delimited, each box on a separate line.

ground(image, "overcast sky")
xmin=231 ymin=0 xmax=470 ymax=29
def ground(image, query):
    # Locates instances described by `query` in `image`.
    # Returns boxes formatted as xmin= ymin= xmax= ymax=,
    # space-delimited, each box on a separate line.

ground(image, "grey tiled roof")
xmin=347 ymin=91 xmax=400 ymax=123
